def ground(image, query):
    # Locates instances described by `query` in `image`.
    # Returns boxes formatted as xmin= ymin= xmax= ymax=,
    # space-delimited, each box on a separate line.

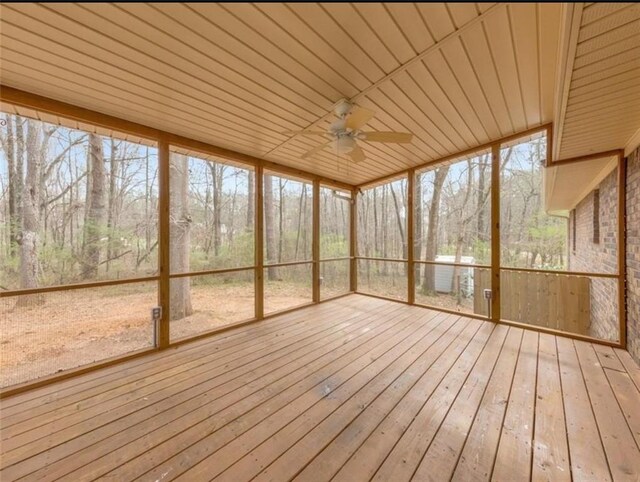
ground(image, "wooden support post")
xmin=491 ymin=143 xmax=501 ymax=322
xmin=350 ymin=187 xmax=358 ymax=292
xmin=157 ymin=138 xmax=171 ymax=348
xmin=545 ymin=123 xmax=554 ymax=166
xmin=255 ymin=166 xmax=264 ymax=320
xmin=407 ymin=169 xmax=415 ymax=305
xmin=618 ymin=153 xmax=627 ymax=348
xmin=312 ymin=180 xmax=321 ymax=303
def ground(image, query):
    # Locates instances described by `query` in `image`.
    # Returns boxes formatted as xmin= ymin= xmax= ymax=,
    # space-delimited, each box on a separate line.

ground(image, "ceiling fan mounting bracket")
xmin=334 ymin=99 xmax=353 ymax=119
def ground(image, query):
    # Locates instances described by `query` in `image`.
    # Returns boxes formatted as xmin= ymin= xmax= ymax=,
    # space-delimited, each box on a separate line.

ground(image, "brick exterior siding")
xmin=568 ymin=168 xmax=619 ymax=341
xmin=626 ymin=146 xmax=640 ymax=364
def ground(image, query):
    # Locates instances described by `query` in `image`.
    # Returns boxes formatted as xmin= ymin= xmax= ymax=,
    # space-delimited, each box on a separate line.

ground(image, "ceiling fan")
xmin=283 ymin=99 xmax=413 ymax=163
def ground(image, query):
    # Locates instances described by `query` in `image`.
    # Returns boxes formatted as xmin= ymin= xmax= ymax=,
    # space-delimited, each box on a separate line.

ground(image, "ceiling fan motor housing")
xmin=334 ymin=99 xmax=353 ymax=119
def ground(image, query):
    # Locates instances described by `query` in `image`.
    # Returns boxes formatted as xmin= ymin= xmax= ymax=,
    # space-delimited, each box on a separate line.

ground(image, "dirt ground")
xmin=0 ymin=282 xmax=312 ymax=388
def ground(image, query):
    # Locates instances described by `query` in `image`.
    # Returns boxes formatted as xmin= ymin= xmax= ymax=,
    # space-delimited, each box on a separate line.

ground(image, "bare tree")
xmin=422 ymin=166 xmax=449 ymax=294
xmin=81 ymin=134 xmax=106 ymax=279
xmin=17 ymin=121 xmax=43 ymax=298
xmin=264 ymin=173 xmax=278 ymax=280
xmin=2 ymin=116 xmax=22 ymax=257
xmin=169 ymin=154 xmax=193 ymax=319
xmin=246 ymin=170 xmax=254 ymax=232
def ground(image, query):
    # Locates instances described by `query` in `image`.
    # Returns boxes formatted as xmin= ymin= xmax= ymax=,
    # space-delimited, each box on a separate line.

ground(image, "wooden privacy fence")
xmin=474 ymin=270 xmax=591 ymax=334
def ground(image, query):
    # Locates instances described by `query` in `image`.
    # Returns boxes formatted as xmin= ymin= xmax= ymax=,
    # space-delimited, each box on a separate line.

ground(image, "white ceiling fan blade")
xmin=282 ymin=130 xmax=327 ymax=137
xmin=301 ymin=141 xmax=332 ymax=159
xmin=348 ymin=144 xmax=366 ymax=163
xmin=345 ymin=106 xmax=375 ymax=130
xmin=360 ymin=131 xmax=413 ymax=143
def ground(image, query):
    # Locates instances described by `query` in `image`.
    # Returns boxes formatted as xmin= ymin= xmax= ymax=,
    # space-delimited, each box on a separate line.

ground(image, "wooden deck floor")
xmin=1 ymin=294 xmax=640 ymax=481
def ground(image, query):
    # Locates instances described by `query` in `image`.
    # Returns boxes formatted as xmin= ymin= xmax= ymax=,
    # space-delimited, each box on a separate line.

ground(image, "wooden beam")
xmin=548 ymin=149 xmax=624 ymax=167
xmin=407 ymin=169 xmax=415 ymax=305
xmin=356 ymin=256 xmax=408 ymax=263
xmin=312 ymin=180 xmax=321 ymax=303
xmin=255 ymin=165 xmax=264 ymax=320
xmin=0 ymin=275 xmax=159 ymax=297
xmin=158 ymin=138 xmax=170 ymax=348
xmin=490 ymin=143 xmax=501 ymax=322
xmin=0 ymin=85 xmax=353 ymax=191
xmin=357 ymin=123 xmax=552 ymax=190
xmin=168 ymin=266 xmax=254 ymax=279
xmin=499 ymin=266 xmax=618 ymax=279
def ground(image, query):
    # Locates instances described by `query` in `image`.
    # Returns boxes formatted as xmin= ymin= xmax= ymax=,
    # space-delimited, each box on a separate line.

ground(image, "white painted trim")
xmin=624 ymin=126 xmax=640 ymax=157
xmin=552 ymin=3 xmax=584 ymax=161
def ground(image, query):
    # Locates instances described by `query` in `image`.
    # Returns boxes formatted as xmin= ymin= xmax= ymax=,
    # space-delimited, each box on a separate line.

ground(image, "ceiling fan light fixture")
xmin=335 ymin=136 xmax=356 ymax=154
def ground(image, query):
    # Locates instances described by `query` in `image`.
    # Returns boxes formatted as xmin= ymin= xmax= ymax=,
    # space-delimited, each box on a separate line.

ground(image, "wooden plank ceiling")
xmin=556 ymin=2 xmax=640 ymax=160
xmin=0 ymin=2 xmax=564 ymax=185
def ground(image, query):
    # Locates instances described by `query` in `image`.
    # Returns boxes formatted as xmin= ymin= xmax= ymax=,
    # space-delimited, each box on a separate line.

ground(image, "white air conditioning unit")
xmin=434 ymin=255 xmax=475 ymax=297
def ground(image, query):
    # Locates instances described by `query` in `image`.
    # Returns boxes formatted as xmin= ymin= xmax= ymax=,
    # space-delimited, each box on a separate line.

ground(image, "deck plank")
xmin=333 ymin=320 xmax=496 ymax=482
xmin=1 ymin=295 xmax=640 ymax=482
xmin=293 ymin=318 xmax=484 ymax=481
xmin=605 ymin=368 xmax=640 ymax=449
xmin=451 ymin=327 xmax=523 ymax=482
xmin=491 ymin=330 xmax=538 ymax=481
xmin=175 ymin=309 xmax=447 ymax=481
xmin=614 ymin=349 xmax=640 ymax=393
xmin=256 ymin=316 xmax=472 ymax=481
xmin=575 ymin=341 xmax=640 ymax=479
xmin=370 ymin=324 xmax=508 ymax=481
xmin=556 ymin=336 xmax=612 ymax=481
xmin=532 ymin=333 xmax=571 ymax=482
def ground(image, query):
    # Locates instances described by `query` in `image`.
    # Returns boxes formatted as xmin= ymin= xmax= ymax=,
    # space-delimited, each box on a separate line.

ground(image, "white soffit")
xmin=556 ymin=2 xmax=640 ymax=160
xmin=544 ymin=155 xmax=618 ymax=215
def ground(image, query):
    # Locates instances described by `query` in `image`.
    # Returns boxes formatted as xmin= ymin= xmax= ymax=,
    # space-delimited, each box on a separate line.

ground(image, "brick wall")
xmin=626 ymin=146 xmax=640 ymax=364
xmin=568 ymin=167 xmax=618 ymax=341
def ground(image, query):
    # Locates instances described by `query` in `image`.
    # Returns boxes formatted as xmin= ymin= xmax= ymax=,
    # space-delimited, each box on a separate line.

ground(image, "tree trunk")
xmin=381 ymin=186 xmax=388 ymax=275
xmin=18 ymin=121 xmax=42 ymax=300
xmin=264 ymin=174 xmax=278 ymax=279
xmin=373 ymin=189 xmax=379 ymax=257
xmin=212 ymin=164 xmax=223 ymax=257
xmin=414 ymin=176 xmax=422 ymax=289
xmin=82 ymin=134 xmax=106 ymax=279
xmin=278 ymin=178 xmax=285 ymax=264
xmin=390 ymin=183 xmax=407 ymax=274
xmin=294 ymin=184 xmax=306 ymax=259
xmin=106 ymin=139 xmax=118 ymax=272
xmin=477 ymin=155 xmax=487 ymax=242
xmin=169 ymin=154 xmax=193 ymax=320
xmin=5 ymin=115 xmax=21 ymax=258
xmin=246 ymin=170 xmax=254 ymax=232
xmin=422 ymin=166 xmax=449 ymax=294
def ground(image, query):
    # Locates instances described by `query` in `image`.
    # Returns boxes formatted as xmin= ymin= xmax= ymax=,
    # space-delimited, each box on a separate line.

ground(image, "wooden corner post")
xmin=407 ymin=169 xmax=415 ymax=305
xmin=350 ymin=187 xmax=358 ymax=292
xmin=255 ymin=165 xmax=264 ymax=320
xmin=158 ymin=138 xmax=171 ymax=348
xmin=491 ymin=143 xmax=501 ymax=322
xmin=312 ymin=180 xmax=321 ymax=303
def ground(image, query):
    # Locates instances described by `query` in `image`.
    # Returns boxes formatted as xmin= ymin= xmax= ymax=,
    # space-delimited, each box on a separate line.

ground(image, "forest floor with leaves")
xmin=0 ymin=282 xmax=309 ymax=388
